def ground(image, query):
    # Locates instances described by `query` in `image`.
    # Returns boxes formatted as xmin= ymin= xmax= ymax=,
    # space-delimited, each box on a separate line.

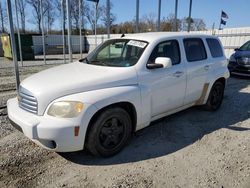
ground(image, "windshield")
xmin=81 ymin=39 xmax=148 ymax=67
xmin=239 ymin=41 xmax=250 ymax=51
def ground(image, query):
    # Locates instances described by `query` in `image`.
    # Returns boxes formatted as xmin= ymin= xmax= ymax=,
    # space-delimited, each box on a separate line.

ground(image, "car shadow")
xmin=59 ymin=77 xmax=250 ymax=165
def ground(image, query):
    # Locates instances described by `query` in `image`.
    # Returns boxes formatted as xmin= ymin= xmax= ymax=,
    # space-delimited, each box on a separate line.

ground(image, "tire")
xmin=204 ymin=81 xmax=225 ymax=111
xmin=86 ymin=107 xmax=132 ymax=157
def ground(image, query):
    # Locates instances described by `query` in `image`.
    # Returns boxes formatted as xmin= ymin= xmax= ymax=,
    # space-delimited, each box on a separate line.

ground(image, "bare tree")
xmin=70 ymin=0 xmax=82 ymax=33
xmin=193 ymin=19 xmax=206 ymax=31
xmin=101 ymin=2 xmax=116 ymax=28
xmin=0 ymin=1 xmax=7 ymax=33
xmin=55 ymin=0 xmax=88 ymax=34
xmin=55 ymin=0 xmax=66 ymax=33
xmin=27 ymin=0 xmax=55 ymax=34
xmin=44 ymin=0 xmax=56 ymax=33
xmin=27 ymin=0 xmax=43 ymax=33
xmin=180 ymin=17 xmax=206 ymax=31
xmin=17 ymin=0 xmax=27 ymax=33
xmin=140 ymin=13 xmax=157 ymax=32
xmin=160 ymin=17 xmax=172 ymax=31
xmin=85 ymin=3 xmax=105 ymax=34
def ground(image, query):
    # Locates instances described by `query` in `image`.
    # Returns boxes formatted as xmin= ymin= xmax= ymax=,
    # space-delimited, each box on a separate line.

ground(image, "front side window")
xmin=83 ymin=39 xmax=148 ymax=67
xmin=148 ymin=40 xmax=181 ymax=65
xmin=184 ymin=38 xmax=207 ymax=62
xmin=206 ymin=38 xmax=224 ymax=58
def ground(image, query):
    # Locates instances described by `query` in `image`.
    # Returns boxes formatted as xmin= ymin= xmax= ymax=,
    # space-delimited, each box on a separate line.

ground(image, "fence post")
xmin=66 ymin=0 xmax=72 ymax=62
xmin=6 ymin=0 xmax=20 ymax=92
xmin=61 ymin=0 xmax=66 ymax=63
xmin=14 ymin=0 xmax=23 ymax=66
xmin=40 ymin=0 xmax=46 ymax=64
xmin=79 ymin=0 xmax=82 ymax=58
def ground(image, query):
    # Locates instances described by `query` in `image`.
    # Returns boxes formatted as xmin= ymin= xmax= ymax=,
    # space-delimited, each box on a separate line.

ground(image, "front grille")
xmin=18 ymin=88 xmax=38 ymax=114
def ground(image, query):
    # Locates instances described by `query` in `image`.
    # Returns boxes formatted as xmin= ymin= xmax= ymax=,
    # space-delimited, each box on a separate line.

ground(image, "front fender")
xmin=47 ymin=85 xmax=143 ymax=149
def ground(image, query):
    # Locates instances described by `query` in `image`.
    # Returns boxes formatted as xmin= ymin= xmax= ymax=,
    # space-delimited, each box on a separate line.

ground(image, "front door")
xmin=139 ymin=40 xmax=186 ymax=117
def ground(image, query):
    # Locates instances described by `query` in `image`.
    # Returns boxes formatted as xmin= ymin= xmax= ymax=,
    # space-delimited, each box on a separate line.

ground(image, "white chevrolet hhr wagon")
xmin=7 ymin=32 xmax=229 ymax=157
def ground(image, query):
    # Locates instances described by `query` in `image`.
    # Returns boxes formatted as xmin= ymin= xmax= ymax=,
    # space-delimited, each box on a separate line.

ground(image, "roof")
xmin=122 ymin=32 xmax=214 ymax=43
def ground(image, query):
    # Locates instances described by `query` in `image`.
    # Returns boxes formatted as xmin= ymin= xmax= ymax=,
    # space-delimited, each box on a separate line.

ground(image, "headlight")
xmin=48 ymin=101 xmax=84 ymax=118
xmin=229 ymin=55 xmax=236 ymax=62
xmin=240 ymin=57 xmax=250 ymax=63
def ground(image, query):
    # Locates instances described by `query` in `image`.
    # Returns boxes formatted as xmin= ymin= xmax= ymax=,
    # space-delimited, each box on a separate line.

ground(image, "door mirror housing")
xmin=155 ymin=57 xmax=172 ymax=68
xmin=234 ymin=48 xmax=239 ymax=51
xmin=146 ymin=57 xmax=172 ymax=70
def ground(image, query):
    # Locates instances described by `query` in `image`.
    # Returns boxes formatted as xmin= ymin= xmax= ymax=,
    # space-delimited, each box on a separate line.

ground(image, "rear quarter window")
xmin=183 ymin=38 xmax=207 ymax=62
xmin=206 ymin=38 xmax=224 ymax=58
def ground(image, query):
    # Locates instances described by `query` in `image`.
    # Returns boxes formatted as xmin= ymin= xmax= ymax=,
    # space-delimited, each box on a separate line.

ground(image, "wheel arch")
xmin=84 ymin=101 xmax=137 ymax=147
xmin=204 ymin=76 xmax=226 ymax=104
xmin=214 ymin=77 xmax=226 ymax=87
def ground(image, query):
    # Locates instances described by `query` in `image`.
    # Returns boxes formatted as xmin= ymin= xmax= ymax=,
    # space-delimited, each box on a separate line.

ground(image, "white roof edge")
xmin=121 ymin=32 xmax=214 ymax=42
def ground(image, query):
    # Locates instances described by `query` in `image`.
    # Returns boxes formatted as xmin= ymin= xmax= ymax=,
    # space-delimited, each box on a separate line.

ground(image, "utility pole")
xmin=174 ymin=0 xmax=178 ymax=31
xmin=136 ymin=0 xmax=139 ymax=33
xmin=6 ymin=0 xmax=20 ymax=92
xmin=157 ymin=0 xmax=161 ymax=32
xmin=66 ymin=0 xmax=72 ymax=62
xmin=40 ymin=0 xmax=46 ymax=64
xmin=187 ymin=0 xmax=193 ymax=32
xmin=106 ymin=0 xmax=110 ymax=38
xmin=14 ymin=0 xmax=23 ymax=66
xmin=79 ymin=0 xmax=82 ymax=58
xmin=61 ymin=0 xmax=66 ymax=63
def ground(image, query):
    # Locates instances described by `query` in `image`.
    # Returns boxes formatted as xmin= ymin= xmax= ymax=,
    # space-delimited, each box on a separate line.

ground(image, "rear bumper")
xmin=7 ymin=98 xmax=94 ymax=152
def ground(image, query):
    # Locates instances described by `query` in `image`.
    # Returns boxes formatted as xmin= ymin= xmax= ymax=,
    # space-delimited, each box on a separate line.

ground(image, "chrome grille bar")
xmin=18 ymin=87 xmax=38 ymax=114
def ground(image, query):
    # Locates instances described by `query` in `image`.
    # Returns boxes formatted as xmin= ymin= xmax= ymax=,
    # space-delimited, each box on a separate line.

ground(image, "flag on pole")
xmin=219 ymin=10 xmax=229 ymax=29
xmin=220 ymin=19 xmax=226 ymax=25
xmin=221 ymin=11 xmax=229 ymax=19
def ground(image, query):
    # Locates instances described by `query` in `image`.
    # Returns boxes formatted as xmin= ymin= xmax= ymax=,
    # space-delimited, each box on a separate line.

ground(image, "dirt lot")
xmin=0 ymin=64 xmax=249 ymax=188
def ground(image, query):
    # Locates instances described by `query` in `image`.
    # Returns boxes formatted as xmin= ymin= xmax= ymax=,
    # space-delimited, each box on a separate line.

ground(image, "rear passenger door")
xmin=183 ymin=38 xmax=210 ymax=104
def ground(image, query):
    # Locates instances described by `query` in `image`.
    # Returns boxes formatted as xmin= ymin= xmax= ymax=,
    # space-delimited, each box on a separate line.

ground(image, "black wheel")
xmin=204 ymin=81 xmax=225 ymax=111
xmin=86 ymin=107 xmax=132 ymax=157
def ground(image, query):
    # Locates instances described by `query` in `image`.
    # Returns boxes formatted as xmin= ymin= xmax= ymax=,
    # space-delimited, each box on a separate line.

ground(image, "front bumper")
xmin=228 ymin=61 xmax=250 ymax=76
xmin=7 ymin=98 xmax=92 ymax=152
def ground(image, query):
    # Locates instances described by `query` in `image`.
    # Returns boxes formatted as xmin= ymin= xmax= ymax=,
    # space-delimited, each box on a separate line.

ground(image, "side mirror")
xmin=155 ymin=57 xmax=172 ymax=68
xmin=234 ymin=48 xmax=239 ymax=51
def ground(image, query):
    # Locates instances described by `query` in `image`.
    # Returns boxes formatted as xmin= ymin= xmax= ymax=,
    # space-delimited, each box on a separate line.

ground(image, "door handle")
xmin=204 ymin=65 xmax=210 ymax=70
xmin=173 ymin=71 xmax=184 ymax=77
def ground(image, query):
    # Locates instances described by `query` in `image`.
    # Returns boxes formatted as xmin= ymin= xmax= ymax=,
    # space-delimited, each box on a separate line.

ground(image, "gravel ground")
xmin=0 ymin=64 xmax=249 ymax=188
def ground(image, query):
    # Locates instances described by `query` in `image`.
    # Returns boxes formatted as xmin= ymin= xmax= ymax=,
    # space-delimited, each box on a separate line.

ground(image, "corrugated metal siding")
xmin=32 ymin=35 xmax=89 ymax=55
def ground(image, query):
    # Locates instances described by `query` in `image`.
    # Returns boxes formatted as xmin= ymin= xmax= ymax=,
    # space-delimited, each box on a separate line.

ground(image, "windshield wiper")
xmin=90 ymin=60 xmax=108 ymax=66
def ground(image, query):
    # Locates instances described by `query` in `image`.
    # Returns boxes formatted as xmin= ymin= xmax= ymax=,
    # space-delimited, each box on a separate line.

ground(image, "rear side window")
xmin=206 ymin=38 xmax=224 ymax=58
xmin=184 ymin=38 xmax=207 ymax=62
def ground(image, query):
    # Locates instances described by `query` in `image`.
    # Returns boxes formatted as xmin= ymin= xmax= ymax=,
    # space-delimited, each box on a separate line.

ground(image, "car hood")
xmin=233 ymin=50 xmax=250 ymax=58
xmin=20 ymin=62 xmax=138 ymax=114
